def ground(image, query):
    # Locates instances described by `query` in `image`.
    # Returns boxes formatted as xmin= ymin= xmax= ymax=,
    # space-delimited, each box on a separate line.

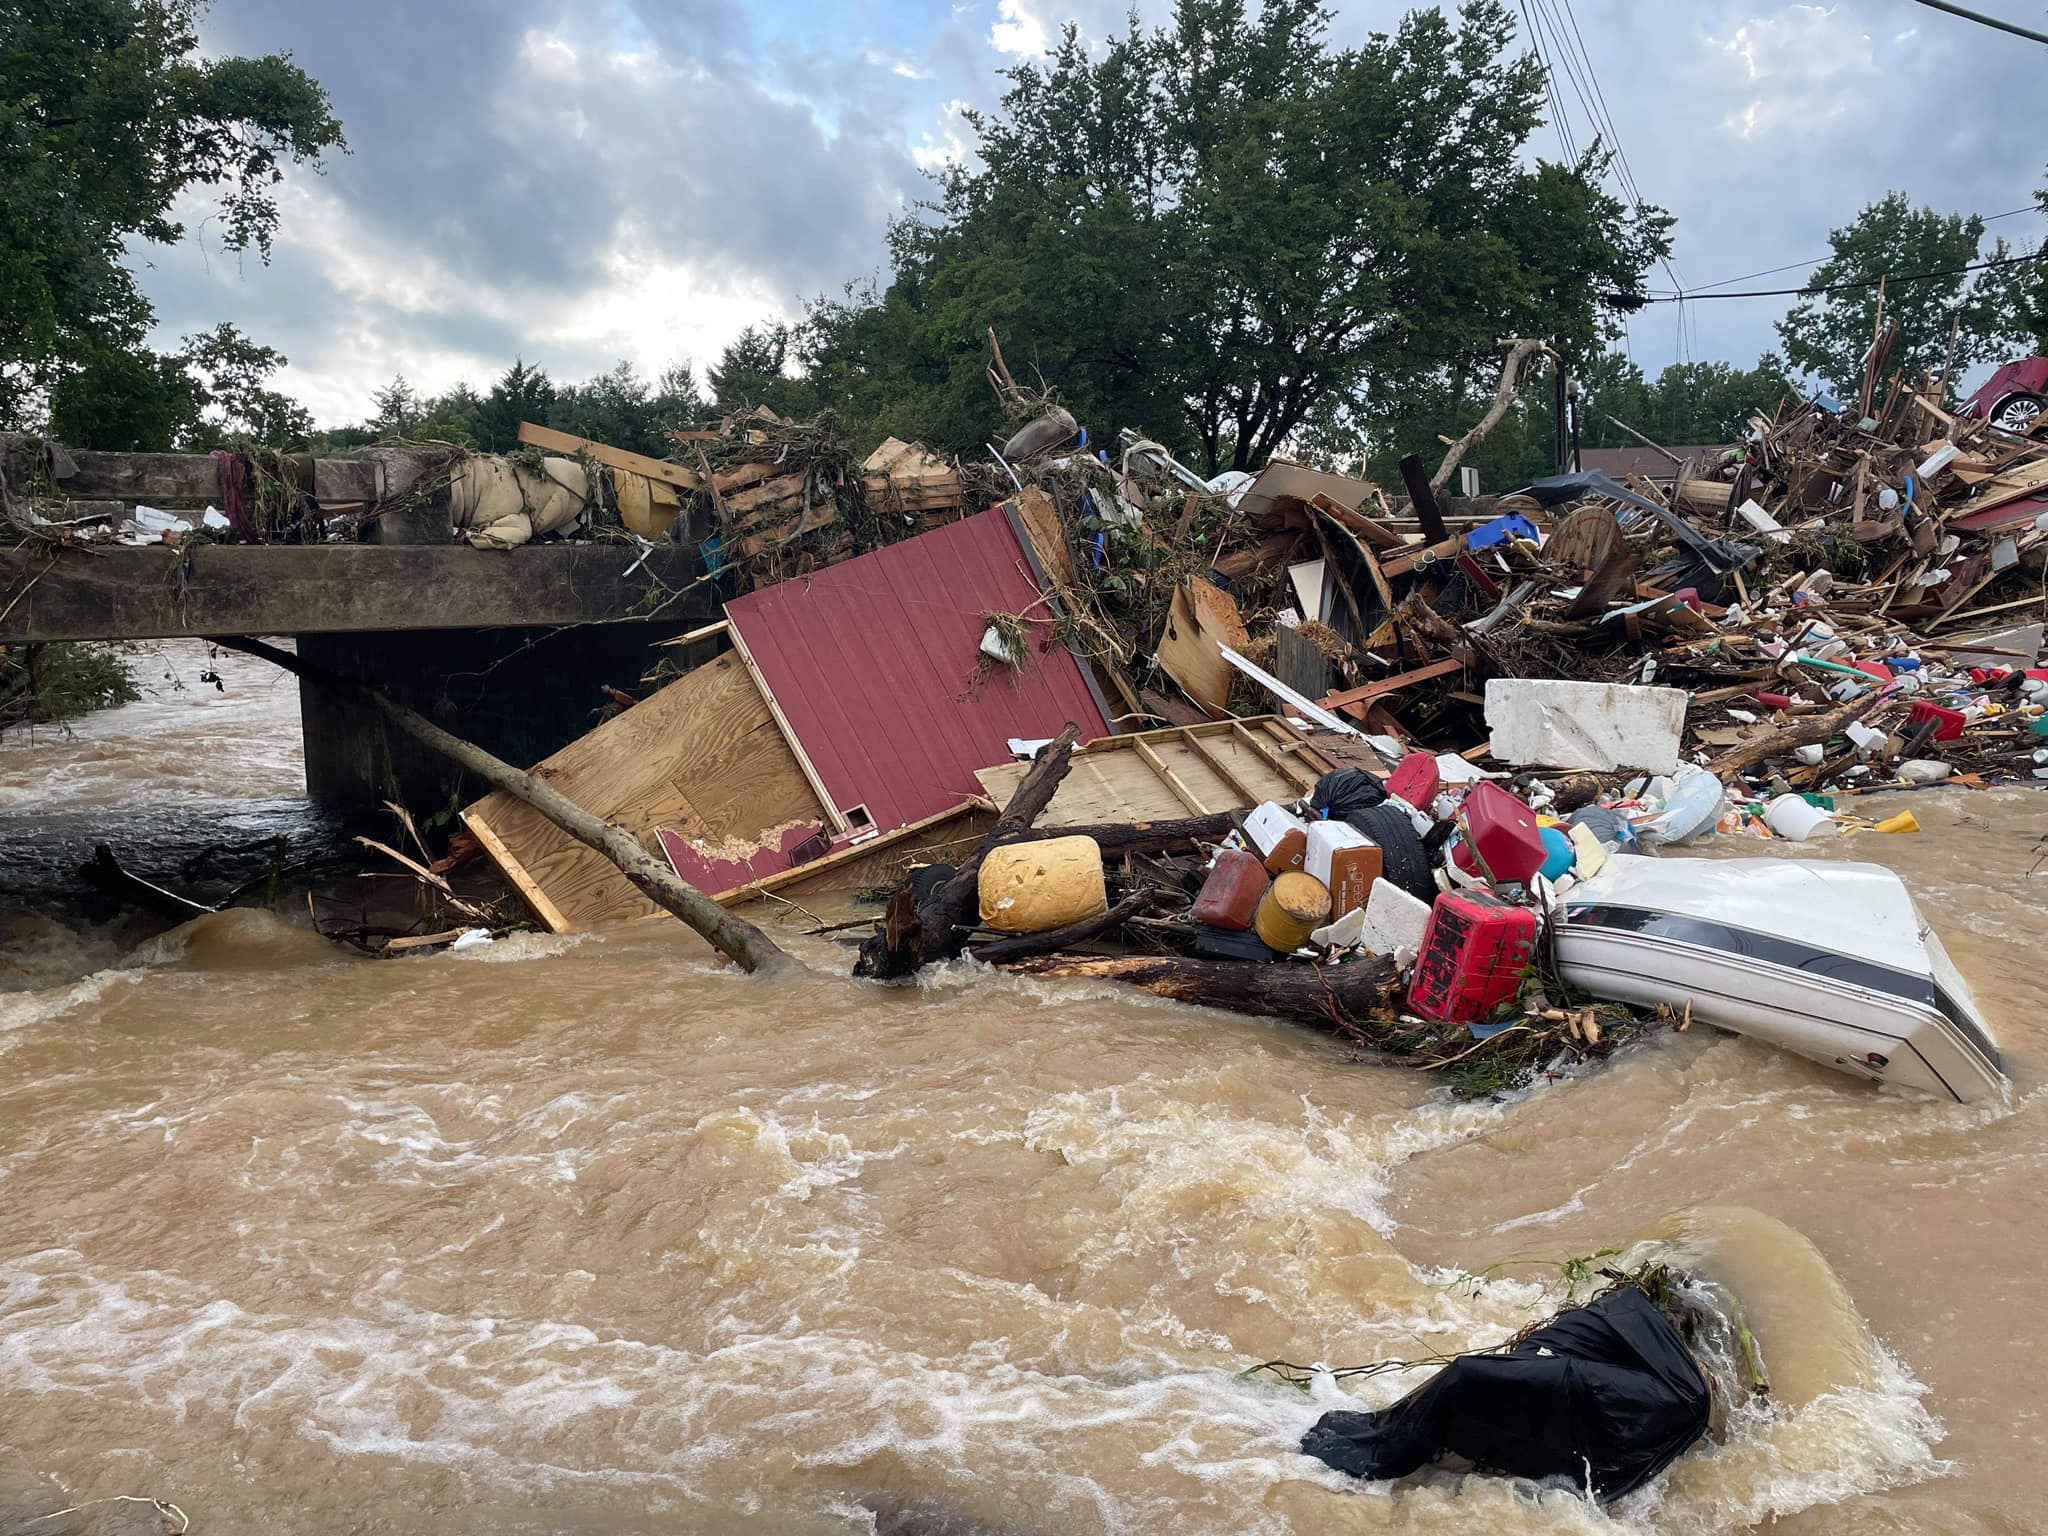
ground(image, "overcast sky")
xmin=135 ymin=0 xmax=2048 ymax=427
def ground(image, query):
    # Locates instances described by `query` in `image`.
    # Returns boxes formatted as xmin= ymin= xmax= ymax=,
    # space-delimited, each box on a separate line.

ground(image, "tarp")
xmin=1300 ymin=1286 xmax=1711 ymax=1501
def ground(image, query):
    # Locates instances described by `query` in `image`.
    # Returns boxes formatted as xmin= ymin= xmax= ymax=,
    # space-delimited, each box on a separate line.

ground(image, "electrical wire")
xmin=1615 ymin=244 xmax=2048 ymax=304
xmin=1906 ymin=0 xmax=2048 ymax=47
xmin=1652 ymin=205 xmax=2043 ymax=296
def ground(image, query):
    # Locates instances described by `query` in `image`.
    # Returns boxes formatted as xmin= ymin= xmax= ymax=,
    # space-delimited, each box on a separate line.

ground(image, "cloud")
xmin=989 ymin=0 xmax=1053 ymax=58
xmin=1709 ymin=4 xmax=1878 ymax=139
xmin=122 ymin=0 xmax=2048 ymax=425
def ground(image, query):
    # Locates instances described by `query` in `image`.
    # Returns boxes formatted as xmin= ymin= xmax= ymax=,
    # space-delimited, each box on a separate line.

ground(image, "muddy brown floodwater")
xmin=3 ymin=646 xmax=2048 ymax=1535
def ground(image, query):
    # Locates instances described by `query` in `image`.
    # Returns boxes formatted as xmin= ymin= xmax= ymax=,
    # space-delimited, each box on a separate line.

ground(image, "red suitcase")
xmin=1406 ymin=891 xmax=1538 ymax=1023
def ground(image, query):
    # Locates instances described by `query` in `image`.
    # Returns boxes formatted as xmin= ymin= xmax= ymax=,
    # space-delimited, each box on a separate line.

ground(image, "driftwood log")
xmin=1000 ymin=952 xmax=1404 ymax=1035
xmin=214 ymin=635 xmax=793 ymax=976
xmin=1704 ymin=689 xmax=1892 ymax=779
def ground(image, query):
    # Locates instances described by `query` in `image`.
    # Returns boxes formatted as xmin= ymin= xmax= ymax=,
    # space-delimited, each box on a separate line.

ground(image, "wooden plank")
xmin=462 ymin=650 xmax=825 ymax=929
xmin=1179 ymin=729 xmax=1265 ymax=806
xmin=1234 ymin=721 xmax=1319 ymax=793
xmin=1399 ymin=453 xmax=1450 ymax=543
xmin=724 ymin=618 xmax=849 ymax=834
xmin=1135 ymin=739 xmax=1210 ymax=815
xmin=460 ymin=810 xmax=572 ymax=934
xmin=662 ymin=619 xmax=731 ymax=648
xmin=1319 ymin=657 xmax=1463 ymax=713
xmin=711 ymin=460 xmax=782 ymax=495
xmin=517 ymin=421 xmax=705 ymax=492
xmin=0 ymin=542 xmax=710 ymax=645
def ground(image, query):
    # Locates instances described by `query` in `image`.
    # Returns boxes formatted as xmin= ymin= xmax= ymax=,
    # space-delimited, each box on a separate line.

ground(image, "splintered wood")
xmin=462 ymin=651 xmax=825 ymax=931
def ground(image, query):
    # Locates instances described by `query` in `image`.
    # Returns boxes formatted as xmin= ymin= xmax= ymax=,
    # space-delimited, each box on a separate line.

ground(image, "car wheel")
xmin=1991 ymin=392 xmax=2045 ymax=433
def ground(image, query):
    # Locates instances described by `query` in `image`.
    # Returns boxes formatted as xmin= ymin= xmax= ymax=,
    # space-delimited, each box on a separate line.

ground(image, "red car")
xmin=1961 ymin=357 xmax=2048 ymax=433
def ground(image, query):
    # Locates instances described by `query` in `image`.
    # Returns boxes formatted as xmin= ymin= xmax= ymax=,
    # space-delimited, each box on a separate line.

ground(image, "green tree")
xmin=177 ymin=322 xmax=313 ymax=447
xmin=0 ymin=0 xmax=344 ymax=427
xmin=708 ymin=324 xmax=804 ymax=417
xmin=549 ymin=360 xmax=671 ymax=456
xmin=799 ymin=0 xmax=1668 ymax=471
xmin=475 ymin=358 xmax=556 ymax=451
xmin=1777 ymin=192 xmax=2026 ymax=398
xmin=1578 ymin=352 xmax=1789 ymax=451
xmin=368 ymin=375 xmax=421 ymax=437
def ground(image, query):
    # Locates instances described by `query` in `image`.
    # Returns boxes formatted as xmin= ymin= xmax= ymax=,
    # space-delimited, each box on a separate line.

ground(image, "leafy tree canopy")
xmin=1776 ymin=192 xmax=2029 ymax=398
xmin=793 ymin=0 xmax=1670 ymax=472
xmin=1 ymin=0 xmax=343 ymax=429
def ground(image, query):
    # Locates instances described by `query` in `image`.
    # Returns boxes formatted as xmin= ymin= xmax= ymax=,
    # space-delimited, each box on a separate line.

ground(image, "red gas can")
xmin=1449 ymin=781 xmax=1545 ymax=885
xmin=1406 ymin=891 xmax=1538 ymax=1023
xmin=1386 ymin=753 xmax=1440 ymax=809
xmin=1192 ymin=850 xmax=1271 ymax=932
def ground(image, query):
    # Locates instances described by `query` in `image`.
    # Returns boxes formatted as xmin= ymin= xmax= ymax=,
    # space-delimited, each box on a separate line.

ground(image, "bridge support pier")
xmin=296 ymin=622 xmax=699 ymax=811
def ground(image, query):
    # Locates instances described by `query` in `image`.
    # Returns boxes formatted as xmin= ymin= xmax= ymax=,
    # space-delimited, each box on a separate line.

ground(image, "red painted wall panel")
xmin=725 ymin=509 xmax=1110 ymax=833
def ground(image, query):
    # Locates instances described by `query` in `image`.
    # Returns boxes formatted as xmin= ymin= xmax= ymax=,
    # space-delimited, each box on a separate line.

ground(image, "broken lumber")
xmin=213 ymin=636 xmax=793 ymax=976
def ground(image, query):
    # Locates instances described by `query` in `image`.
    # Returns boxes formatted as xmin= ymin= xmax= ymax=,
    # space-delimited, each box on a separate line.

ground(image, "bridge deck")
xmin=1 ymin=543 xmax=706 ymax=643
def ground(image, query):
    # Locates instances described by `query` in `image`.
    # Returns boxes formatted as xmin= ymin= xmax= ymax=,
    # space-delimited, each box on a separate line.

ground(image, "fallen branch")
xmin=998 ymin=951 xmax=1403 ymax=1033
xmin=967 ymin=888 xmax=1162 ymax=964
xmin=1704 ymin=688 xmax=1891 ymax=780
xmin=213 ymin=635 xmax=794 ymax=976
xmin=1432 ymin=338 xmax=1552 ymax=494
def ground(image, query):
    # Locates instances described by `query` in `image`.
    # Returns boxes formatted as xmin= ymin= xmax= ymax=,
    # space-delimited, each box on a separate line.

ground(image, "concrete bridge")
xmin=1 ymin=439 xmax=718 ymax=808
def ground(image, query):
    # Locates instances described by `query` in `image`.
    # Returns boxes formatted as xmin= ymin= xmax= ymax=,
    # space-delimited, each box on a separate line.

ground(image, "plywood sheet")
xmin=465 ymin=650 xmax=826 ymax=930
xmin=974 ymin=721 xmax=1304 ymax=826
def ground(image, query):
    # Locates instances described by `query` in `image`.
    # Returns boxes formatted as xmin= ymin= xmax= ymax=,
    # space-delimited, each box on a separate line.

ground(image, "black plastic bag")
xmin=1342 ymin=803 xmax=1435 ymax=904
xmin=1300 ymin=1287 xmax=1710 ymax=1502
xmin=1309 ymin=769 xmax=1387 ymax=821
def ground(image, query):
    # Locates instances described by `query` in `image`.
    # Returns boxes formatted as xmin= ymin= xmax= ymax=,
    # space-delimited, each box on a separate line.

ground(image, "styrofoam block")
xmin=1484 ymin=679 xmax=1686 ymax=773
xmin=1359 ymin=878 xmax=1432 ymax=957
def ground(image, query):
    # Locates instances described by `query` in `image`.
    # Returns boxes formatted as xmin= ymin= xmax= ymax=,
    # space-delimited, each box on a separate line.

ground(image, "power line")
xmin=1648 ymin=205 xmax=2043 ymax=296
xmin=1617 ymin=244 xmax=2048 ymax=305
xmin=1907 ymin=0 xmax=2048 ymax=47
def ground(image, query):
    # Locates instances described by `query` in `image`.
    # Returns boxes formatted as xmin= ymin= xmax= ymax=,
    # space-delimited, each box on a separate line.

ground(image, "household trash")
xmin=1300 ymin=1282 xmax=1712 ymax=1502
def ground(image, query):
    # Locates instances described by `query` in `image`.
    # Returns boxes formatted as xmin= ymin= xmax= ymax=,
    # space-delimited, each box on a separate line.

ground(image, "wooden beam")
xmin=1179 ymin=729 xmax=1265 ymax=806
xmin=1318 ymin=657 xmax=1463 ymax=713
xmin=460 ymin=809 xmax=572 ymax=934
xmin=517 ymin=421 xmax=705 ymax=493
xmin=1233 ymin=721 xmax=1319 ymax=793
xmin=1135 ymin=738 xmax=1210 ymax=815
xmin=723 ymin=618 xmax=850 ymax=834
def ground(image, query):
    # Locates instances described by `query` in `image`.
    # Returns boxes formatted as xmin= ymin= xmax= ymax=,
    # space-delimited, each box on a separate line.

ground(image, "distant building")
xmin=1576 ymin=446 xmax=1732 ymax=485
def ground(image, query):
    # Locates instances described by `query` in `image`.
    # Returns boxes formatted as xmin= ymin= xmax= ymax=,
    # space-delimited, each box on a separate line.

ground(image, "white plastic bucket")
xmin=1764 ymin=793 xmax=1837 ymax=841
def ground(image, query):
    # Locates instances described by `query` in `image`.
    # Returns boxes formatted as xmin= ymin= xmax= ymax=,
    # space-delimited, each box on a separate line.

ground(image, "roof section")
xmin=724 ymin=507 xmax=1111 ymax=833
xmin=1576 ymin=447 xmax=1729 ymax=482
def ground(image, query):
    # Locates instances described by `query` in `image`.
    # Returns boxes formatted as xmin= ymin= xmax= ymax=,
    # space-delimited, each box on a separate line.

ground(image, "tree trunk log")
xmin=1011 ymin=812 xmax=1236 ymax=858
xmin=214 ymin=635 xmax=795 ymax=976
xmin=998 ymin=951 xmax=1404 ymax=1035
xmin=1704 ymin=689 xmax=1891 ymax=780
xmin=855 ymin=723 xmax=1080 ymax=978
xmin=1431 ymin=338 xmax=1549 ymax=494
xmin=967 ymin=890 xmax=1162 ymax=965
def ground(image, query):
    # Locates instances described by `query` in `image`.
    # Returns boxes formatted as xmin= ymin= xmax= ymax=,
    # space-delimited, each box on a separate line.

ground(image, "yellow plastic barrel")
xmin=1254 ymin=872 xmax=1332 ymax=953
xmin=977 ymin=835 xmax=1107 ymax=934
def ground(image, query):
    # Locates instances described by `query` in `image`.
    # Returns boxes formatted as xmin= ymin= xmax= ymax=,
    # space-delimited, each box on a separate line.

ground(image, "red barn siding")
xmin=725 ymin=509 xmax=1111 ymax=833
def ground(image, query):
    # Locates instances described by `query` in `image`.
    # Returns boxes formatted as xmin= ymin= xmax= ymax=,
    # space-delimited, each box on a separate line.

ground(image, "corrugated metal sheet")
xmin=725 ymin=508 xmax=1111 ymax=833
